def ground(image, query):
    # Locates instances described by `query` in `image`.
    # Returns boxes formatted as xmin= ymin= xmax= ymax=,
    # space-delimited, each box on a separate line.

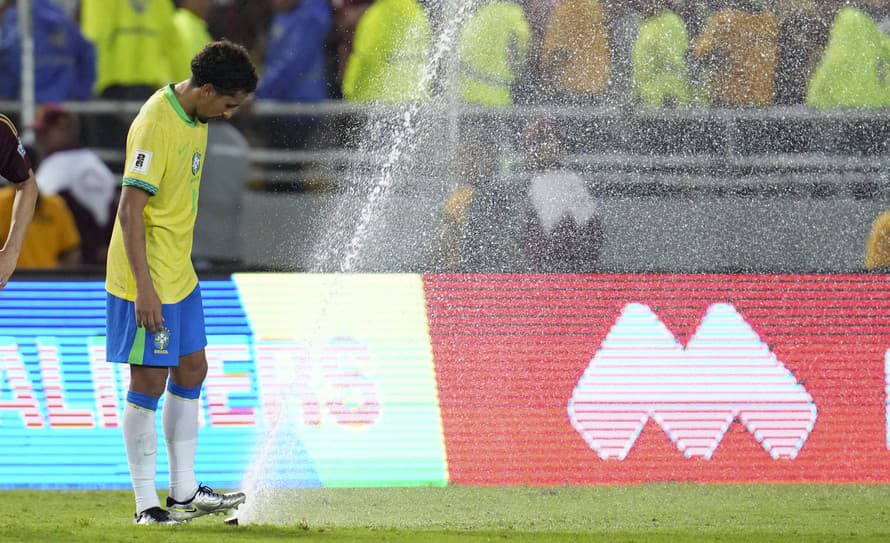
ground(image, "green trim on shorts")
xmin=128 ymin=327 xmax=146 ymax=365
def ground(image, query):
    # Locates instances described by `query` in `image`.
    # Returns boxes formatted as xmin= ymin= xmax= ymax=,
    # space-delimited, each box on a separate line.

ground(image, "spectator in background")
xmin=0 ymin=181 xmax=81 ymax=269
xmin=774 ymin=0 xmax=828 ymax=105
xmin=521 ymin=118 xmax=604 ymax=272
xmin=1 ymin=141 xmax=80 ymax=270
xmin=342 ymin=0 xmax=431 ymax=103
xmin=691 ymin=0 xmax=778 ymax=107
xmin=457 ymin=1 xmax=530 ymax=107
xmin=632 ymin=0 xmax=694 ymax=107
xmin=540 ymin=0 xmax=611 ymax=104
xmin=329 ymin=0 xmax=374 ymax=98
xmin=257 ymin=0 xmax=331 ymax=102
xmin=31 ymin=105 xmax=118 ymax=267
xmin=172 ymin=0 xmax=214 ymax=82
xmin=0 ymin=0 xmax=95 ymax=103
xmin=81 ymin=0 xmax=182 ymax=99
xmin=256 ymin=0 xmax=331 ymax=147
xmin=806 ymin=3 xmax=890 ymax=109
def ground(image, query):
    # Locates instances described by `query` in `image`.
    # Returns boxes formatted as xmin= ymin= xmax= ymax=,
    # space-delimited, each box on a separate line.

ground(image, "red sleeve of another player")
xmin=0 ymin=115 xmax=31 ymax=183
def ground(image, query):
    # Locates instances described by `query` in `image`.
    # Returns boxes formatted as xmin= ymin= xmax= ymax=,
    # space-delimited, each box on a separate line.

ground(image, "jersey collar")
xmin=164 ymin=84 xmax=197 ymax=128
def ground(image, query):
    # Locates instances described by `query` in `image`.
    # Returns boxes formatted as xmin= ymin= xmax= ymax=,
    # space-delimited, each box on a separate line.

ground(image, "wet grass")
xmin=1 ymin=484 xmax=889 ymax=542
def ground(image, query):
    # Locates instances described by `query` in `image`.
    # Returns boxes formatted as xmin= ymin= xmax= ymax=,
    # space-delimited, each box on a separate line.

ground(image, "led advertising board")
xmin=427 ymin=274 xmax=890 ymax=484
xmin=2 ymin=274 xmax=890 ymax=488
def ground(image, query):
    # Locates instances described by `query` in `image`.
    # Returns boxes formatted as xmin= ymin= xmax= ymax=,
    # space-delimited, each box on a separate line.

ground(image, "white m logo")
xmin=568 ymin=303 xmax=817 ymax=460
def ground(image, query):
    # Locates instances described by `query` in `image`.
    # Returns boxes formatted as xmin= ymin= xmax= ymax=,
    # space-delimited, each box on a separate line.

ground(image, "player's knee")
xmin=170 ymin=351 xmax=208 ymax=388
xmin=129 ymin=365 xmax=168 ymax=397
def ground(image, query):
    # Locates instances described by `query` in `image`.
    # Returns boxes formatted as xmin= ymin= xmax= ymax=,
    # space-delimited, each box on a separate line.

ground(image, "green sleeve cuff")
xmin=122 ymin=177 xmax=158 ymax=196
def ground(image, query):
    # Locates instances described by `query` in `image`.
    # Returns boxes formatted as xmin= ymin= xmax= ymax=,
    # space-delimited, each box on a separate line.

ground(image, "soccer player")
xmin=0 ymin=114 xmax=39 ymax=286
xmin=105 ymin=40 xmax=258 ymax=525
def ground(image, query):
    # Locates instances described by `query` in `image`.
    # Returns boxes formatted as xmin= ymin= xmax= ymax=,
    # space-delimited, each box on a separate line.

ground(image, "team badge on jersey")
xmin=191 ymin=152 xmax=202 ymax=175
xmin=16 ymin=138 xmax=25 ymax=158
xmin=130 ymin=149 xmax=152 ymax=175
xmin=154 ymin=327 xmax=171 ymax=354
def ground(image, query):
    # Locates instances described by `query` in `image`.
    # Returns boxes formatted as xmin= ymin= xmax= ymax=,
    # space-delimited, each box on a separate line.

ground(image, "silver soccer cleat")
xmin=166 ymin=484 xmax=247 ymax=521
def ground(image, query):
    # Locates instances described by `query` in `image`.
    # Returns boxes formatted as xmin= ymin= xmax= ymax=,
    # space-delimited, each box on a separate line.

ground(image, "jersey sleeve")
xmin=122 ymin=122 xmax=166 ymax=196
xmin=0 ymin=115 xmax=32 ymax=183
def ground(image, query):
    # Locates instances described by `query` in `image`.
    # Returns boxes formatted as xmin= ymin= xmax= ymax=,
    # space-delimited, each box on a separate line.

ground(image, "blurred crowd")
xmin=2 ymin=0 xmax=889 ymax=110
xmin=1 ymin=0 xmax=890 ymax=273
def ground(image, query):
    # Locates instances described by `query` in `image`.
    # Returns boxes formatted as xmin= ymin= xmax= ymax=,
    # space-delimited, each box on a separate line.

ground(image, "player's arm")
xmin=0 ymin=113 xmax=38 ymax=288
xmin=0 ymin=171 xmax=38 ymax=286
xmin=117 ymin=185 xmax=163 ymax=333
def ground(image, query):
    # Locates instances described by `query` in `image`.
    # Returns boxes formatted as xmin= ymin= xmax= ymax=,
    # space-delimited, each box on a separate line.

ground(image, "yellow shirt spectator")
xmin=0 ymin=187 xmax=80 ymax=269
xmin=457 ymin=1 xmax=530 ymax=106
xmin=692 ymin=8 xmax=778 ymax=106
xmin=542 ymin=0 xmax=610 ymax=98
xmin=342 ymin=0 xmax=431 ymax=103
xmin=81 ymin=0 xmax=183 ymax=94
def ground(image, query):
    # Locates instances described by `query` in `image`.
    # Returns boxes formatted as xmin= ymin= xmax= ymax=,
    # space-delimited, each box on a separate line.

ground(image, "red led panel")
xmin=424 ymin=274 xmax=890 ymax=484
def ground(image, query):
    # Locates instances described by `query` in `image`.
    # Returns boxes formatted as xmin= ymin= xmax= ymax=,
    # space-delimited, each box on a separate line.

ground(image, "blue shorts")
xmin=106 ymin=285 xmax=208 ymax=367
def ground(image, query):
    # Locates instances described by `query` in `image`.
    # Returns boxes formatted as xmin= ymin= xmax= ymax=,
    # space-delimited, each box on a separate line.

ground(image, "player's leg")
xmin=107 ymin=291 xmax=182 ymax=525
xmin=162 ymin=285 xmax=246 ymax=521
xmin=126 ymin=365 xmax=173 ymax=524
xmin=163 ymin=347 xmax=206 ymax=507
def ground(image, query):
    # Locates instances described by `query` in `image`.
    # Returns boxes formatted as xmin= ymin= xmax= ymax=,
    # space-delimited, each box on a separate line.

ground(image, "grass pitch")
xmin=1 ymin=484 xmax=889 ymax=542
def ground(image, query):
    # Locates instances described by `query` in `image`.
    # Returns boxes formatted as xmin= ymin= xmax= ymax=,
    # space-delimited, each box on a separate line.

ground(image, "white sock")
xmin=122 ymin=400 xmax=160 ymax=514
xmin=163 ymin=386 xmax=200 ymax=503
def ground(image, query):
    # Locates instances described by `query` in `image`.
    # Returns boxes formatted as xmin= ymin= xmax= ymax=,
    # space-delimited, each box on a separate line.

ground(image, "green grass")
xmin=1 ymin=485 xmax=890 ymax=542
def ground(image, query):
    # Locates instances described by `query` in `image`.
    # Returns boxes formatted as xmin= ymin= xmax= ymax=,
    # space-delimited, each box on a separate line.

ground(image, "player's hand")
xmin=134 ymin=287 xmax=164 ymax=334
xmin=0 ymin=248 xmax=19 ymax=290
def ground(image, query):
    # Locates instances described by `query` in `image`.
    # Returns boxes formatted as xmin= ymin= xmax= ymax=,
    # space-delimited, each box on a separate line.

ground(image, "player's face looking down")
xmin=195 ymin=84 xmax=250 ymax=123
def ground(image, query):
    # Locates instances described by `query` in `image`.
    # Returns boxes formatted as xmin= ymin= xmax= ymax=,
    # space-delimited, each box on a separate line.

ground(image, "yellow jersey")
xmin=106 ymin=85 xmax=207 ymax=303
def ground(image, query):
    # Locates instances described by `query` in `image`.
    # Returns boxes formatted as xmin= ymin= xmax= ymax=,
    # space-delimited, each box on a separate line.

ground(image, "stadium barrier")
xmin=1 ymin=273 xmax=889 ymax=489
xmin=3 ymin=99 xmax=890 ymax=179
xmin=3 ymin=100 xmax=889 ymax=273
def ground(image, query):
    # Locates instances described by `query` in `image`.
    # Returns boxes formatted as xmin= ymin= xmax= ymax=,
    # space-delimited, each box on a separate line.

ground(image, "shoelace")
xmin=195 ymin=484 xmax=223 ymax=498
xmin=196 ymin=483 xmax=220 ymax=497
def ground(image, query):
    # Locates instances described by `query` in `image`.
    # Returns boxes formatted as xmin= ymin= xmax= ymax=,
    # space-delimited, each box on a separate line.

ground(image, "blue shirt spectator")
xmin=0 ymin=0 xmax=95 ymax=103
xmin=256 ymin=0 xmax=332 ymax=101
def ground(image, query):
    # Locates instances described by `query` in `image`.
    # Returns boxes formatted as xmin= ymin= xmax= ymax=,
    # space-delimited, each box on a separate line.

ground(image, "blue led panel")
xmin=0 ymin=281 xmax=262 ymax=489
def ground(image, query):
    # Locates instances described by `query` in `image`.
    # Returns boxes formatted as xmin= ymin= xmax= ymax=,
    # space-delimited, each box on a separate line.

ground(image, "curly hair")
xmin=190 ymin=40 xmax=258 ymax=96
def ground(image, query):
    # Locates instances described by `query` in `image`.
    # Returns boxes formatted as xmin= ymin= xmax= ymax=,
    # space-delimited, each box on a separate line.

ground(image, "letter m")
xmin=568 ymin=303 xmax=817 ymax=460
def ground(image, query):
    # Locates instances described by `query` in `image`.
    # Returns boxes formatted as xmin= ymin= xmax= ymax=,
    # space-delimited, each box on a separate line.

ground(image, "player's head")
xmin=189 ymin=40 xmax=258 ymax=123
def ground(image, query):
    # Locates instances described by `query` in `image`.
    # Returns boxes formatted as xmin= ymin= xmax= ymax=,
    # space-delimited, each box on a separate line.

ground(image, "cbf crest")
xmin=191 ymin=152 xmax=202 ymax=175
xmin=154 ymin=327 xmax=171 ymax=354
